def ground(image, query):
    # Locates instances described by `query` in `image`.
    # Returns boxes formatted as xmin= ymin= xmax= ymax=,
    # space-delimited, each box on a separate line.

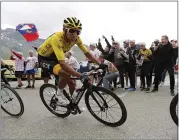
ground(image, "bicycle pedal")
xmin=71 ymin=109 xmax=78 ymax=115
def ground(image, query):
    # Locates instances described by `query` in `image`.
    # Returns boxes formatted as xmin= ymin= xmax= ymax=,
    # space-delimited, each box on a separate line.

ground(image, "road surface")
xmin=0 ymin=76 xmax=178 ymax=139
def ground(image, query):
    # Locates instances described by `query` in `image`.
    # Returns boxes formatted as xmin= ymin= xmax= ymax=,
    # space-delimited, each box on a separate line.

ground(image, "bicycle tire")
xmin=85 ymin=86 xmax=127 ymax=127
xmin=1 ymin=84 xmax=24 ymax=117
xmin=39 ymin=84 xmax=71 ymax=118
xmin=170 ymin=94 xmax=178 ymax=126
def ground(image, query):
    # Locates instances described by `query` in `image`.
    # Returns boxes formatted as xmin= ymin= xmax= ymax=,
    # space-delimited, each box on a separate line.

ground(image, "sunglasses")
xmin=68 ymin=28 xmax=81 ymax=35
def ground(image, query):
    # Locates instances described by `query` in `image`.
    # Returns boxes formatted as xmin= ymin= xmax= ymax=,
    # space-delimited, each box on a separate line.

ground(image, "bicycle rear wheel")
xmin=39 ymin=84 xmax=71 ymax=118
xmin=85 ymin=86 xmax=127 ymax=127
xmin=170 ymin=94 xmax=178 ymax=126
xmin=1 ymin=84 xmax=24 ymax=117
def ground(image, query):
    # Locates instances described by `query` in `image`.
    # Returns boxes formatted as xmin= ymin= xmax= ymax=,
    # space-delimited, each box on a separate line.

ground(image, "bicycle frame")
xmin=62 ymin=75 xmax=108 ymax=115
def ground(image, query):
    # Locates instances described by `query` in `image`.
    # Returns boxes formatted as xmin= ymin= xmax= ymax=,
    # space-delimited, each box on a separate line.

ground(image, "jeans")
xmin=103 ymin=72 xmax=119 ymax=90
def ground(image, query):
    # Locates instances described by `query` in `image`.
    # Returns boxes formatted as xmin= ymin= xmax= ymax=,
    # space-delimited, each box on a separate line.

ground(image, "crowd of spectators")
xmin=5 ymin=35 xmax=178 ymax=96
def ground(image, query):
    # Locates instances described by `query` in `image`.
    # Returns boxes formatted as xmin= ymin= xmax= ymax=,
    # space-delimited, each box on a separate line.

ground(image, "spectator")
xmin=89 ymin=43 xmax=100 ymax=58
xmin=172 ymin=40 xmax=178 ymax=65
xmin=79 ymin=58 xmax=91 ymax=73
xmin=10 ymin=51 xmax=25 ymax=89
xmin=126 ymin=40 xmax=140 ymax=91
xmin=149 ymin=39 xmax=160 ymax=86
xmin=138 ymin=43 xmax=152 ymax=92
xmin=98 ymin=55 xmax=119 ymax=91
xmin=66 ymin=51 xmax=80 ymax=71
xmin=160 ymin=39 xmax=178 ymax=86
xmin=113 ymin=41 xmax=128 ymax=91
xmin=97 ymin=38 xmax=113 ymax=62
xmin=123 ymin=40 xmax=130 ymax=88
xmin=152 ymin=35 xmax=175 ymax=96
xmin=88 ymin=43 xmax=100 ymax=84
xmin=25 ymin=50 xmax=38 ymax=88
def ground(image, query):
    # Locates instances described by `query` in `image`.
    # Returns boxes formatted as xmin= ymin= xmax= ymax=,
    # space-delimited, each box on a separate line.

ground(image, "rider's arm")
xmin=51 ymin=36 xmax=81 ymax=78
xmin=77 ymin=37 xmax=101 ymax=65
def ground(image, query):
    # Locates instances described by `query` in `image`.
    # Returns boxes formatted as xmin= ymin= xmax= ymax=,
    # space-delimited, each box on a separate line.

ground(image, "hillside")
xmin=0 ymin=28 xmax=87 ymax=61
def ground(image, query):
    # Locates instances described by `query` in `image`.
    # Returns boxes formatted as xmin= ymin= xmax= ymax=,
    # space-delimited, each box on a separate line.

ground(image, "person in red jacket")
xmin=10 ymin=50 xmax=25 ymax=88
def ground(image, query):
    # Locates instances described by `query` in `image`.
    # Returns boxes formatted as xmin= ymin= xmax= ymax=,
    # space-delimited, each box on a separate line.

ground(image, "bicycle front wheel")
xmin=85 ymin=86 xmax=127 ymax=127
xmin=170 ymin=94 xmax=178 ymax=126
xmin=1 ymin=84 xmax=24 ymax=117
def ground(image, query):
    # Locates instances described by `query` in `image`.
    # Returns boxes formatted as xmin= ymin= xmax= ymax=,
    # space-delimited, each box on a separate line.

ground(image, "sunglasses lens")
xmin=69 ymin=29 xmax=80 ymax=35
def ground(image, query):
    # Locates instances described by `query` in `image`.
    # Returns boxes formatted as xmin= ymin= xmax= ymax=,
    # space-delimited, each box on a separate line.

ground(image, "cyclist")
xmin=37 ymin=17 xmax=103 ymax=106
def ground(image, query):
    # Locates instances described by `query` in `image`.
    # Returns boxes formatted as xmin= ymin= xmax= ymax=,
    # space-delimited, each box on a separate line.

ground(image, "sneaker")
xmin=79 ymin=106 xmax=86 ymax=112
xmin=15 ymin=85 xmax=21 ymax=89
xmin=25 ymin=85 xmax=31 ymax=88
xmin=170 ymin=90 xmax=175 ymax=96
xmin=128 ymin=87 xmax=136 ymax=92
xmin=56 ymin=89 xmax=70 ymax=105
xmin=151 ymin=88 xmax=158 ymax=92
xmin=160 ymin=82 xmax=164 ymax=87
xmin=144 ymin=87 xmax=150 ymax=93
xmin=32 ymin=85 xmax=35 ymax=88
xmin=125 ymin=85 xmax=128 ymax=89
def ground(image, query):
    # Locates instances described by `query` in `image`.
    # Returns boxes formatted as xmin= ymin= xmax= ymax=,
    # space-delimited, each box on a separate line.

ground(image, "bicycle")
xmin=1 ymin=67 xmax=24 ymax=117
xmin=170 ymin=93 xmax=178 ymax=126
xmin=39 ymin=66 xmax=127 ymax=127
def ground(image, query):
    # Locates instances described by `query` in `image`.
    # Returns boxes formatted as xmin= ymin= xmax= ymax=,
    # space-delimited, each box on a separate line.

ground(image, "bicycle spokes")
xmin=88 ymin=91 xmax=123 ymax=124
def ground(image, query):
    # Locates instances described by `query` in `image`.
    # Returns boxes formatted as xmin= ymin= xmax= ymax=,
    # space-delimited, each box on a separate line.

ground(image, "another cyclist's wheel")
xmin=39 ymin=84 xmax=71 ymax=118
xmin=1 ymin=84 xmax=24 ymax=117
xmin=170 ymin=94 xmax=178 ymax=126
xmin=85 ymin=86 xmax=127 ymax=127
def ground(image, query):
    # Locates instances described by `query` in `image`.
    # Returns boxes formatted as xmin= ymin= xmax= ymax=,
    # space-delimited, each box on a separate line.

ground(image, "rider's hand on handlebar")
xmin=79 ymin=73 xmax=90 ymax=83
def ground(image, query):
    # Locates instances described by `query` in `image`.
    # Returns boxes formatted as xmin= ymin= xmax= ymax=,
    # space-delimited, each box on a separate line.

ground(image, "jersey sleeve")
xmin=50 ymin=35 xmax=65 ymax=61
xmin=76 ymin=37 xmax=89 ymax=53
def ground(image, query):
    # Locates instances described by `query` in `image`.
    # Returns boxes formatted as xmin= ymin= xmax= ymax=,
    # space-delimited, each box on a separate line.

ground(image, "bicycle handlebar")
xmin=1 ymin=67 xmax=14 ymax=76
xmin=82 ymin=65 xmax=108 ymax=76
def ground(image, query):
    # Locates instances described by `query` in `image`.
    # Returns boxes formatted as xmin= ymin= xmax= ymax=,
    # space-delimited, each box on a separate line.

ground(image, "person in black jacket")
xmin=151 ymin=35 xmax=175 ymax=96
xmin=126 ymin=40 xmax=140 ymax=91
xmin=97 ymin=36 xmax=115 ymax=62
xmin=149 ymin=40 xmax=161 ymax=86
xmin=96 ymin=36 xmax=118 ymax=88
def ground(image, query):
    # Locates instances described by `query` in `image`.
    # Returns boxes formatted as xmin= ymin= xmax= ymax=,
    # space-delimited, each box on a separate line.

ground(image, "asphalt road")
xmin=0 ymin=76 xmax=178 ymax=139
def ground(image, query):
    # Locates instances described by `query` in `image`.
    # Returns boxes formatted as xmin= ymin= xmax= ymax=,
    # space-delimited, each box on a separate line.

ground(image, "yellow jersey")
xmin=139 ymin=49 xmax=152 ymax=61
xmin=37 ymin=32 xmax=89 ymax=61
